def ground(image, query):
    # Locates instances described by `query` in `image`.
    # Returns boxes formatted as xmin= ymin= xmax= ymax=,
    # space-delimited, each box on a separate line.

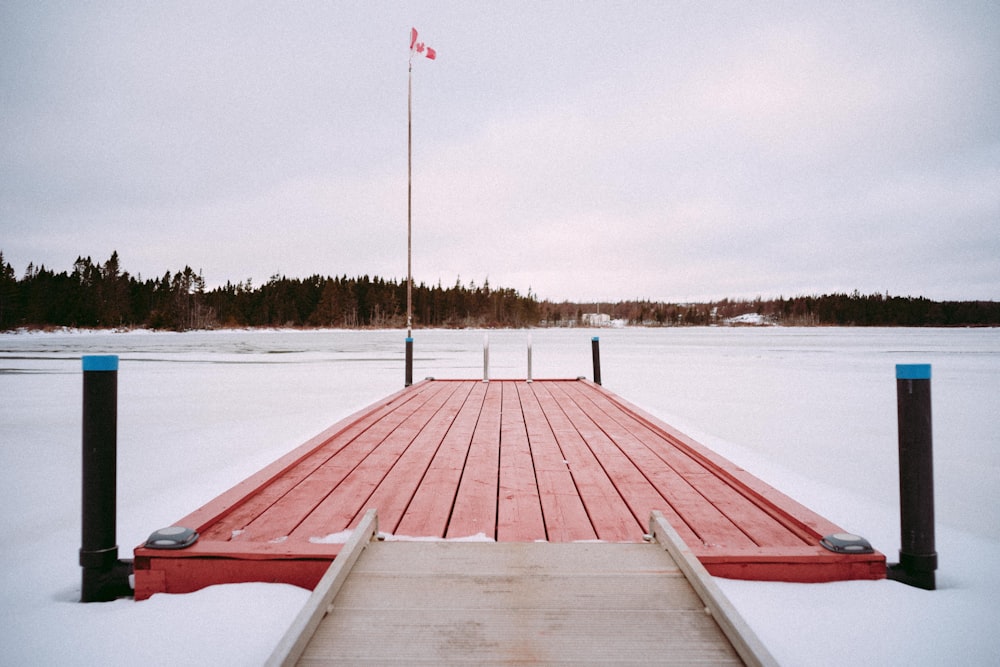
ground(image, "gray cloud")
xmin=3 ymin=1 xmax=997 ymax=301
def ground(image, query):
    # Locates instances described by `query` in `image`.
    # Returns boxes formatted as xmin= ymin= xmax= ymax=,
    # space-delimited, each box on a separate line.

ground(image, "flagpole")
xmin=404 ymin=53 xmax=414 ymax=387
xmin=406 ymin=28 xmax=433 ymax=387
xmin=407 ymin=58 xmax=413 ymax=338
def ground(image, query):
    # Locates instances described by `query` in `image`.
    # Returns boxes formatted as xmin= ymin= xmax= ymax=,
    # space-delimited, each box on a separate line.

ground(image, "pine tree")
xmin=0 ymin=251 xmax=17 ymax=329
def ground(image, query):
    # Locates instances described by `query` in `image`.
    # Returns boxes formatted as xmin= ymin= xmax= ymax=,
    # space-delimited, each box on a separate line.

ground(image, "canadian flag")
xmin=410 ymin=28 xmax=437 ymax=60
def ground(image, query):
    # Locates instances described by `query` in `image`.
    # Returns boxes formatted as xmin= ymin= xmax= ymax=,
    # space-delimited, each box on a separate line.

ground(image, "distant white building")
xmin=581 ymin=312 xmax=612 ymax=327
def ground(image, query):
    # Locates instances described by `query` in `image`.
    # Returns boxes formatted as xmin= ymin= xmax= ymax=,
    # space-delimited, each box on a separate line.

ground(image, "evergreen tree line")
xmin=0 ymin=251 xmax=540 ymax=330
xmin=543 ymin=292 xmax=999 ymax=327
xmin=1 ymin=251 xmax=996 ymax=331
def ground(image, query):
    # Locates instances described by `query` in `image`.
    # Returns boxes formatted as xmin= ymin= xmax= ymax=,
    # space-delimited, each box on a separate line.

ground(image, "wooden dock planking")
xmin=565 ymin=381 xmax=816 ymax=548
xmin=288 ymin=541 xmax=746 ymax=666
xmin=202 ymin=381 xmax=447 ymax=542
xmin=393 ymin=382 xmax=486 ymax=537
xmin=689 ymin=473 xmax=809 ymax=547
xmin=530 ymin=381 xmax=646 ymax=541
xmin=515 ymin=382 xmax=598 ymax=542
xmin=446 ymin=381 xmax=502 ymax=539
xmin=133 ymin=378 xmax=885 ymax=600
xmin=553 ymin=380 xmax=755 ymax=548
xmin=544 ymin=381 xmax=712 ymax=546
xmin=287 ymin=381 xmax=461 ymax=541
xmin=587 ymin=383 xmax=845 ymax=544
xmin=350 ymin=381 xmax=472 ymax=534
xmin=497 ymin=382 xmax=547 ymax=541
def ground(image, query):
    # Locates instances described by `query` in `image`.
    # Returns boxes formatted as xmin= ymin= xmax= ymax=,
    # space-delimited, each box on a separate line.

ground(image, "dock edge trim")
xmin=649 ymin=511 xmax=780 ymax=667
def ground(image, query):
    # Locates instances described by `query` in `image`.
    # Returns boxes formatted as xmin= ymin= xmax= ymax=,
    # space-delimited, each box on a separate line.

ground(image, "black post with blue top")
xmin=591 ymin=337 xmax=602 ymax=386
xmin=888 ymin=363 xmax=936 ymax=590
xmin=405 ymin=337 xmax=414 ymax=387
xmin=80 ymin=355 xmax=133 ymax=601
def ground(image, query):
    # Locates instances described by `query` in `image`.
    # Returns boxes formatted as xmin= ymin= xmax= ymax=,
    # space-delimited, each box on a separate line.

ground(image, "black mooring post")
xmin=591 ymin=336 xmax=602 ymax=385
xmin=888 ymin=363 xmax=937 ymax=590
xmin=405 ymin=337 xmax=413 ymax=387
xmin=80 ymin=355 xmax=133 ymax=602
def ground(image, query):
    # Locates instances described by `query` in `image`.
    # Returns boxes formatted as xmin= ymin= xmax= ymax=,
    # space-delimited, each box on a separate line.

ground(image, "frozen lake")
xmin=2 ymin=326 xmax=998 ymax=665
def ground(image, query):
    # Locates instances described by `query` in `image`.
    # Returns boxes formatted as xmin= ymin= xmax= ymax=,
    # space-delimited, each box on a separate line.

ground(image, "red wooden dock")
xmin=133 ymin=379 xmax=884 ymax=600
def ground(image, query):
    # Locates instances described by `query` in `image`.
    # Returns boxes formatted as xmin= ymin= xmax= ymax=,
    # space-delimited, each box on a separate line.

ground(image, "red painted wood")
xmin=137 ymin=539 xmax=343 ymax=560
xmin=593 ymin=385 xmax=842 ymax=541
xmin=701 ymin=554 xmax=886 ymax=582
xmin=197 ymin=444 xmax=351 ymax=542
xmin=357 ymin=381 xmax=471 ymax=534
xmin=517 ymin=383 xmax=597 ymax=541
xmin=727 ymin=470 xmax=843 ymax=539
xmin=133 ymin=378 xmax=886 ymax=599
xmin=446 ymin=382 xmax=502 ymax=539
xmin=684 ymin=473 xmax=807 ymax=547
xmin=530 ymin=382 xmax=641 ymax=541
xmin=181 ymin=381 xmax=439 ymax=539
xmin=567 ymin=381 xmax=802 ymax=547
xmin=556 ymin=381 xmax=749 ymax=549
xmin=134 ymin=554 xmax=333 ymax=600
xmin=544 ymin=381 xmax=703 ymax=545
xmin=394 ymin=382 xmax=486 ymax=537
xmin=235 ymin=380 xmax=449 ymax=542
xmin=497 ymin=382 xmax=547 ymax=541
xmin=288 ymin=382 xmax=456 ymax=541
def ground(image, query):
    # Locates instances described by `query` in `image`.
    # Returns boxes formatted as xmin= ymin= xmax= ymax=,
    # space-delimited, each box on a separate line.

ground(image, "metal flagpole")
xmin=407 ymin=58 xmax=413 ymax=338
xmin=405 ymin=28 xmax=433 ymax=387
xmin=405 ymin=51 xmax=414 ymax=386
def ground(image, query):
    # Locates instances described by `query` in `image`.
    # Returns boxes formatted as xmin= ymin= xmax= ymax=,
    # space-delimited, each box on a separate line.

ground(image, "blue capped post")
xmin=80 ymin=355 xmax=133 ymax=601
xmin=888 ymin=364 xmax=936 ymax=590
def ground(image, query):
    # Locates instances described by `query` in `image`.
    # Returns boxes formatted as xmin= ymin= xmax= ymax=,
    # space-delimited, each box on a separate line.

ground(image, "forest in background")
xmin=1 ymin=251 xmax=997 ymax=331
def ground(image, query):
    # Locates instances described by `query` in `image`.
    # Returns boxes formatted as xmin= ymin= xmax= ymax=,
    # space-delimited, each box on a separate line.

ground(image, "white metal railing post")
xmin=483 ymin=333 xmax=490 ymax=382
xmin=527 ymin=333 xmax=533 ymax=383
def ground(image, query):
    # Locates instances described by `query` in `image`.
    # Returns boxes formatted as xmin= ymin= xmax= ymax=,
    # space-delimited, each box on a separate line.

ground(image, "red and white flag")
xmin=410 ymin=27 xmax=437 ymax=60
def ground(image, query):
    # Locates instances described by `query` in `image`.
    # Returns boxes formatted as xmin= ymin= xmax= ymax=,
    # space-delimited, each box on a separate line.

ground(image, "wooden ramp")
xmin=268 ymin=511 xmax=777 ymax=666
xmin=134 ymin=379 xmax=884 ymax=600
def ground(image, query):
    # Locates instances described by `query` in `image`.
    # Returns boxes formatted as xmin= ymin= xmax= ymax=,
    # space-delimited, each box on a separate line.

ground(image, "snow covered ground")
xmin=2 ymin=327 xmax=998 ymax=665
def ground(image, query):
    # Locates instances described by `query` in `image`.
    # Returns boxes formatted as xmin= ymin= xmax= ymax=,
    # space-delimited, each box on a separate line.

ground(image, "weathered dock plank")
xmin=446 ymin=381 xmax=502 ymax=539
xmin=393 ymin=381 xmax=486 ymax=537
xmin=497 ymin=382 xmax=547 ymax=541
xmin=276 ymin=530 xmax=770 ymax=666
xmin=529 ymin=381 xmax=641 ymax=541
xmin=515 ymin=382 xmax=597 ymax=542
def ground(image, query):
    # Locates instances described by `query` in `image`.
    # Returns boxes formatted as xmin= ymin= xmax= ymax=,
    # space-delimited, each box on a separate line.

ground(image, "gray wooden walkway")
xmin=268 ymin=511 xmax=776 ymax=666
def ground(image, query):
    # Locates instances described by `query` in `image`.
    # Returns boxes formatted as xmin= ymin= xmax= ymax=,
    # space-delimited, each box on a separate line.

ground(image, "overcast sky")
xmin=2 ymin=2 xmax=998 ymax=302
